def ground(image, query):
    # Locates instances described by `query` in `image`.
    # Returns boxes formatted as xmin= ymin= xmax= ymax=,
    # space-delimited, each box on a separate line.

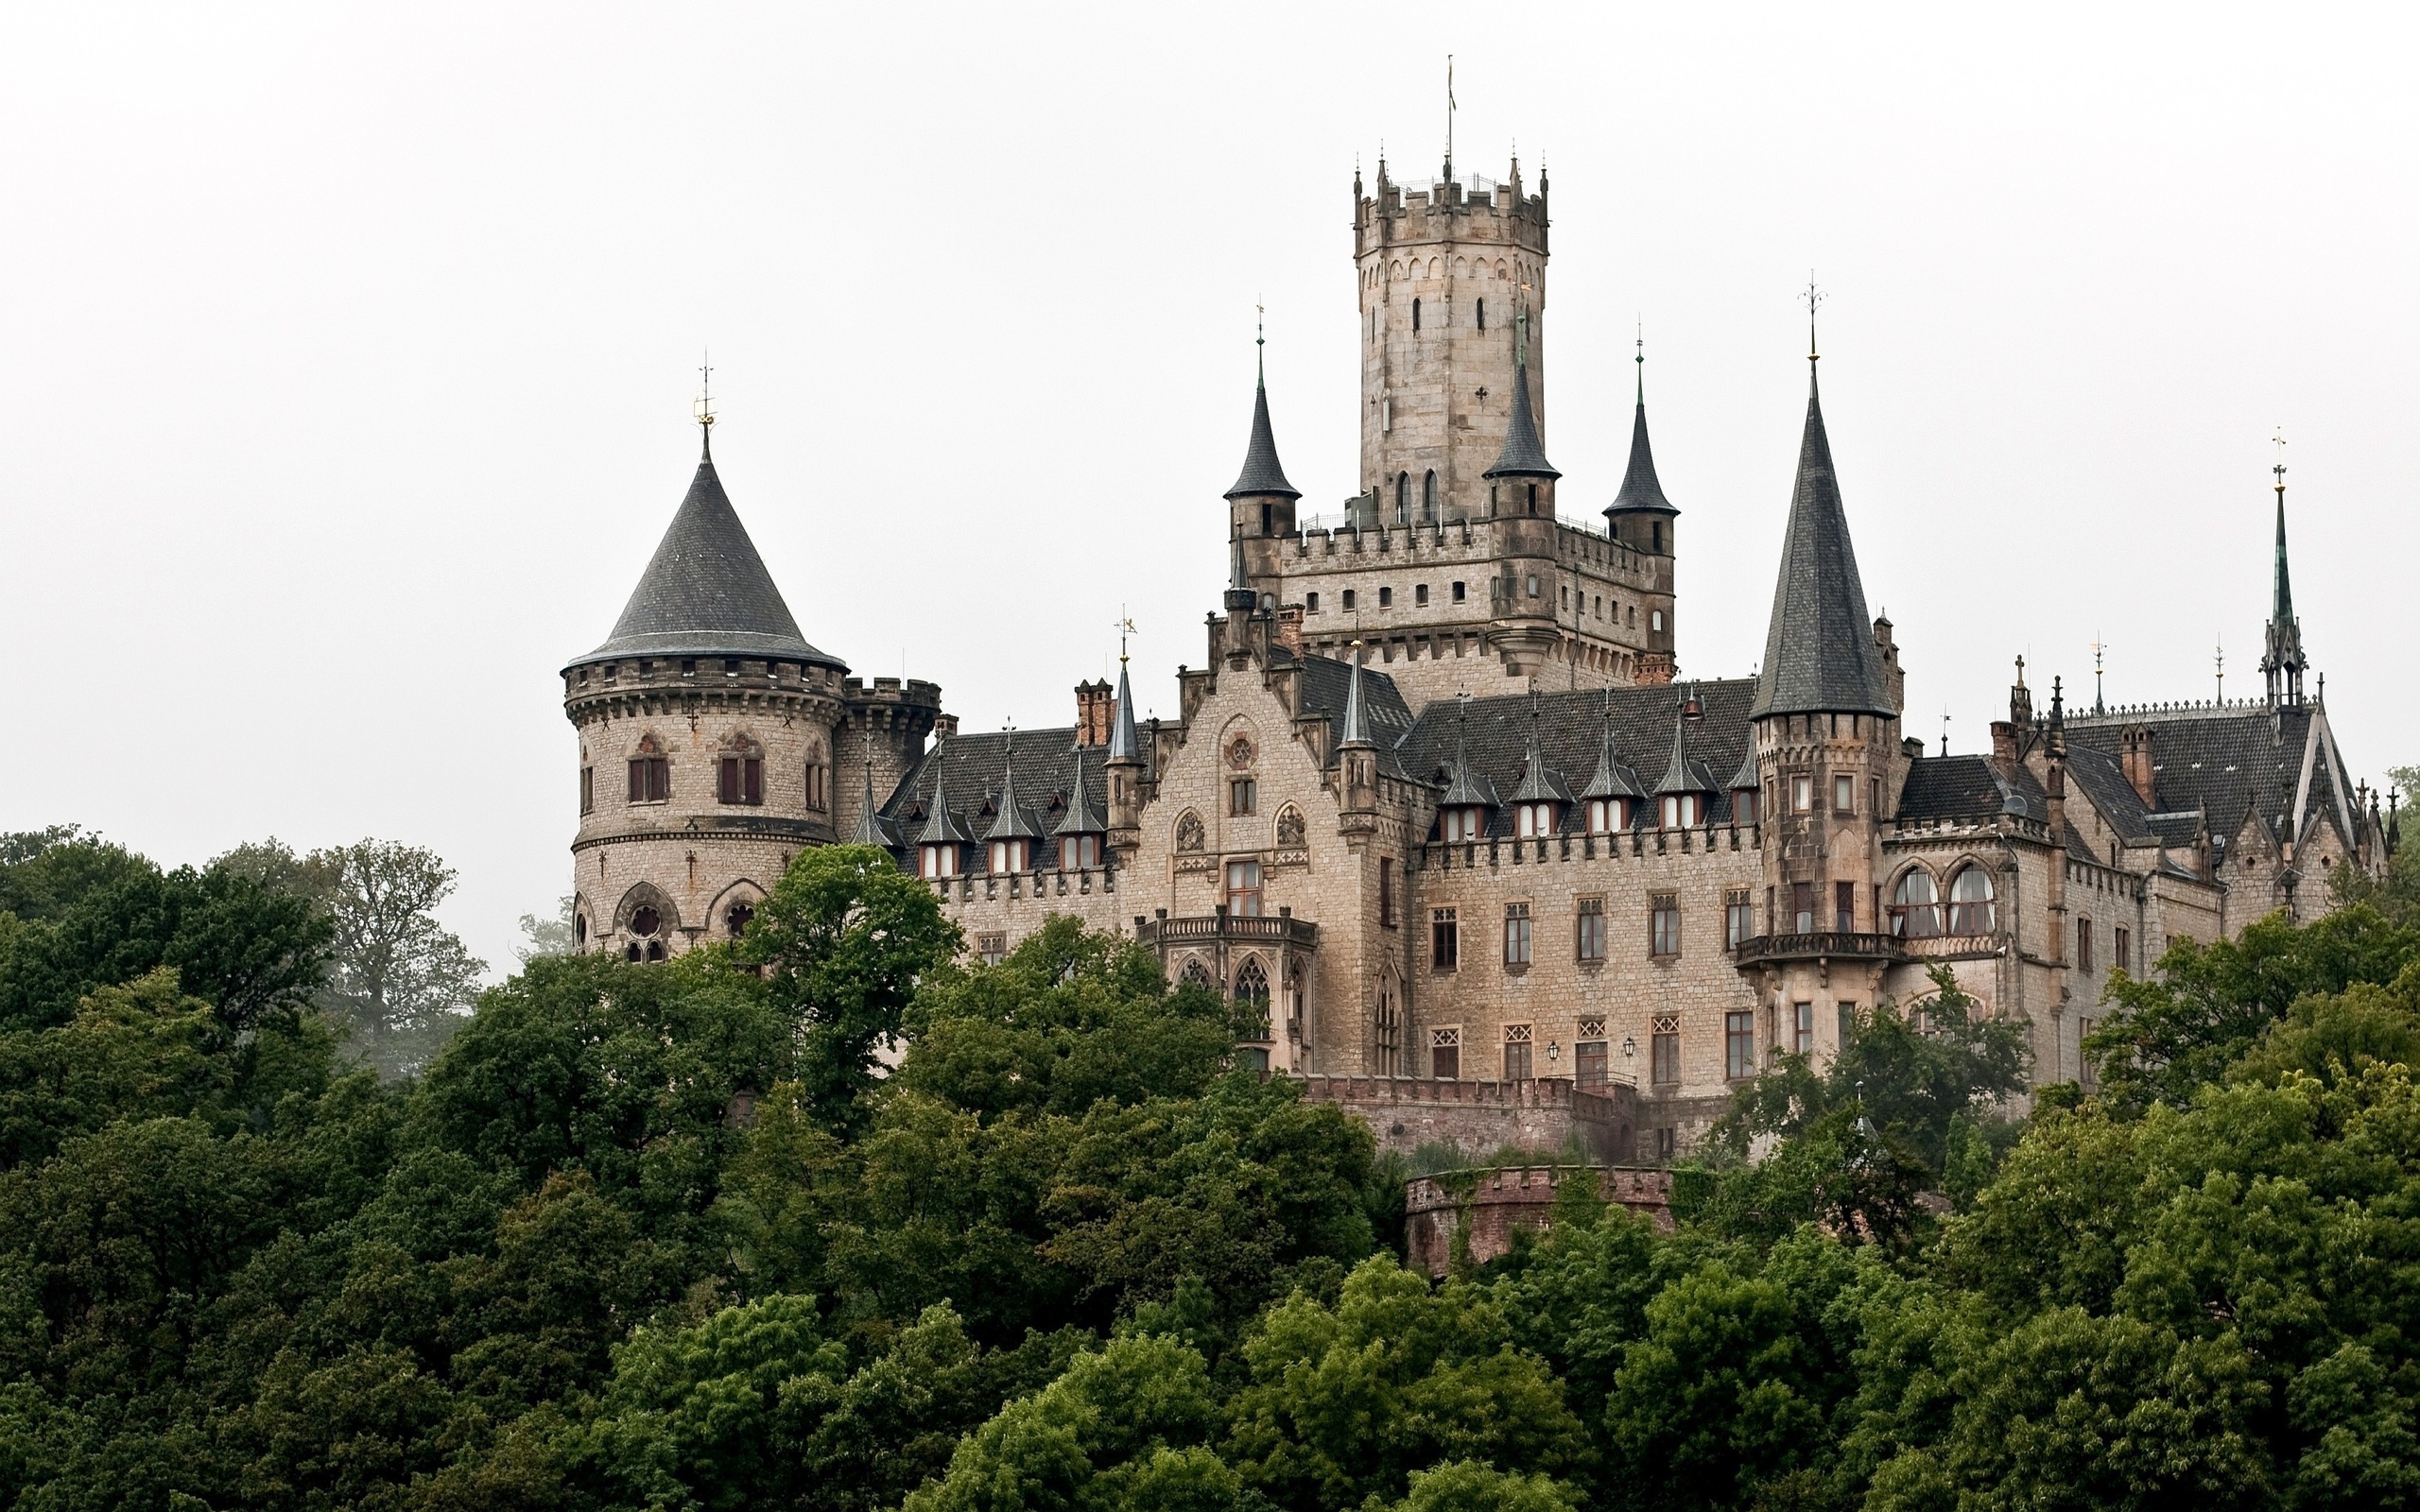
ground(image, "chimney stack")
xmin=1073 ymin=680 xmax=1114 ymax=746
xmin=2120 ymin=726 xmax=2156 ymax=806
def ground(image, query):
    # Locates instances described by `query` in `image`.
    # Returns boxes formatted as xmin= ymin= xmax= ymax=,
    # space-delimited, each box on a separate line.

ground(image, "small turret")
xmin=1053 ymin=745 xmax=1109 ymax=870
xmin=1604 ymin=335 xmax=1678 ymax=558
xmin=1105 ymin=649 xmax=1146 ymax=860
xmin=982 ymin=730 xmax=1044 ymax=873
xmin=1580 ymin=687 xmax=1646 ymax=833
xmin=914 ymin=741 xmax=977 ymax=880
xmin=1337 ymin=643 xmax=1379 ymax=819
xmin=1483 ymin=321 xmax=1560 ymax=519
xmin=2260 ymin=438 xmax=2308 ymax=708
xmin=1509 ymin=691 xmax=1574 ymax=836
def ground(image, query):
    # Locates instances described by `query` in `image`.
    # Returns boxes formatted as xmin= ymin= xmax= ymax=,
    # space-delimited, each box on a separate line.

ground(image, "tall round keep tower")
xmin=562 ymin=430 xmax=852 ymax=959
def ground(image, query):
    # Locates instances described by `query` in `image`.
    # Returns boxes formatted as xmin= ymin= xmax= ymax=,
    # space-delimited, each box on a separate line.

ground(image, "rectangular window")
xmin=630 ymin=757 xmax=670 ymax=803
xmin=1431 ymin=907 xmax=1459 ymax=971
xmin=1342 ymin=589 xmax=1357 ymax=610
xmin=1725 ymin=889 xmax=1754 ymax=950
xmin=579 ymin=765 xmax=594 ymax=815
xmin=1229 ymin=778 xmax=1256 ymax=816
xmin=1834 ymin=774 xmax=1855 ymax=815
xmin=1836 ymin=881 xmax=1856 ymax=934
xmin=2078 ymin=1018 xmax=2098 ymax=1092
xmin=1379 ymin=857 xmax=1397 ymax=928
xmin=2078 ymin=917 xmax=2095 ymax=972
xmin=1651 ymin=1013 xmax=1680 ymax=1086
xmin=1840 ymin=1001 xmax=1857 ymax=1044
xmin=1503 ymin=902 xmax=1532 ymax=967
xmin=2114 ymin=926 xmax=2131 ymax=975
xmin=1431 ymin=1027 xmax=1461 ymax=1080
xmin=718 ymin=755 xmax=763 ymax=805
xmin=1378 ymin=586 xmax=1393 ymax=608
xmin=977 ymin=932 xmax=1008 ymax=967
xmin=1872 ymin=777 xmax=1883 ymax=816
xmin=1503 ymin=1023 xmax=1533 ymax=1081
xmin=1416 ymin=584 xmax=1430 ymax=606
xmin=1451 ymin=580 xmax=1466 ymax=603
xmin=1576 ymin=896 xmax=1607 ymax=962
xmin=1063 ymin=833 xmax=1102 ymax=869
xmin=1651 ymin=893 xmax=1681 ymax=957
xmin=1792 ymin=881 xmax=1814 ymax=934
xmin=1305 ymin=592 xmax=1320 ymax=613
xmin=1725 ymin=1011 xmax=1755 ymax=1080
xmin=1576 ymin=1039 xmax=1607 ymax=1087
xmin=1793 ymin=1002 xmax=1814 ymax=1055
xmin=1225 ymin=858 xmax=1262 ymax=917
xmin=805 ymin=762 xmax=828 ymax=812
xmin=1791 ymin=774 xmax=1813 ymax=811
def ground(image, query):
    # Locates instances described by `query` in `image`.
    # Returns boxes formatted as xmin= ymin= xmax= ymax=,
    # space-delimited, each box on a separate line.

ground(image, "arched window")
xmin=1395 ymin=472 xmax=1410 ymax=524
xmin=1234 ymin=957 xmax=1271 ymax=1038
xmin=1660 ymin=793 xmax=1703 ymax=829
xmin=1179 ymin=957 xmax=1217 ymax=991
xmin=1948 ymin=868 xmax=1996 ymax=935
xmin=1891 ymin=868 xmax=1942 ymax=937
xmin=1412 ymin=297 xmax=1421 ymax=332
xmin=574 ymin=913 xmax=588 ymax=946
xmin=725 ymin=902 xmax=754 ymax=936
xmin=1586 ymin=797 xmax=1629 ymax=834
xmin=1476 ymin=297 xmax=1486 ymax=331
xmin=1442 ymin=806 xmax=1485 ymax=843
xmin=1422 ymin=470 xmax=1438 ymax=521
xmin=631 ymin=904 xmax=660 ymax=937
xmin=1174 ymin=811 xmax=1205 ymax=853
xmin=1516 ymin=801 xmax=1558 ymax=838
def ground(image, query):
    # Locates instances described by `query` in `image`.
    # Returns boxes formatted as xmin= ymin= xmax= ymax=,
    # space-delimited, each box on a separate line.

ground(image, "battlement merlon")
xmin=1356 ymin=163 xmax=1549 ymax=259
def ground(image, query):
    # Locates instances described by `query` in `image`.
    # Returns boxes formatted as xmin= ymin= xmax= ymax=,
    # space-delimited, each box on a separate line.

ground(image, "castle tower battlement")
xmin=1356 ymin=158 xmax=1549 ymax=515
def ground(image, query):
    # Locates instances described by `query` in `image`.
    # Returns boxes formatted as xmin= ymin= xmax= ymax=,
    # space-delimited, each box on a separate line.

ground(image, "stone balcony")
xmin=1136 ymin=910 xmax=1321 ymax=952
xmin=1730 ymin=931 xmax=1908 ymax=968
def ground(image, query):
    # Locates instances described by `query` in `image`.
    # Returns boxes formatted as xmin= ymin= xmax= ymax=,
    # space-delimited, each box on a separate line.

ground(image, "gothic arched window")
xmin=1476 ymin=297 xmax=1486 ymax=331
xmin=1948 ymin=867 xmax=1996 ymax=936
xmin=1412 ymin=297 xmax=1421 ymax=332
xmin=1233 ymin=957 xmax=1271 ymax=1039
xmin=1174 ymin=811 xmax=1205 ymax=854
xmin=1423 ymin=470 xmax=1438 ymax=520
xmin=1395 ymin=472 xmax=1410 ymax=524
xmin=1179 ymin=957 xmax=1217 ymax=991
xmin=1891 ymin=868 xmax=1942 ymax=938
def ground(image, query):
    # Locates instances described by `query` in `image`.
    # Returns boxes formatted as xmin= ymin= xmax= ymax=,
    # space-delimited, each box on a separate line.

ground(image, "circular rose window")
xmin=631 ymin=905 xmax=661 ymax=937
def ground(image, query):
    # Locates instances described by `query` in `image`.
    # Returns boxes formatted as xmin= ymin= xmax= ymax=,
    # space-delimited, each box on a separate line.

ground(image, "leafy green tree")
xmin=743 ymin=844 xmax=960 ymax=1136
xmin=0 ymin=970 xmax=229 ymax=1170
xmin=1223 ymin=1255 xmax=1588 ymax=1510
xmin=1388 ymin=1460 xmax=1583 ymax=1512
xmin=516 ymin=894 xmax=578 ymax=965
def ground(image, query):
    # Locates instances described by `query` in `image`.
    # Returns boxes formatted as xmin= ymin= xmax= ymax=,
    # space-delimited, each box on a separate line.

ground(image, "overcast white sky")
xmin=1 ymin=4 xmax=2411 ymax=974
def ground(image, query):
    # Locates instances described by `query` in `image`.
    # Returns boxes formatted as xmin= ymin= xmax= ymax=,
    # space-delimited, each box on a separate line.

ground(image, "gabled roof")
xmin=1225 ymin=379 xmax=1301 ymax=500
xmin=1749 ymin=372 xmax=1893 ymax=718
xmin=579 ymin=447 xmax=846 ymax=670
xmin=2064 ymin=703 xmax=2332 ymax=860
xmin=1292 ymin=652 xmax=1415 ymax=778
xmin=1483 ymin=354 xmax=1560 ymax=480
xmin=1895 ymin=756 xmax=2049 ymax=824
xmin=887 ymin=727 xmax=1109 ymax=858
xmin=1440 ymin=707 xmax=1502 ymax=809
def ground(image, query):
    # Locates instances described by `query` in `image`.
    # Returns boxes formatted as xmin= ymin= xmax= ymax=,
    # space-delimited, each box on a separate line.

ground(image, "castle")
xmin=562 ymin=153 xmax=2393 ymax=1154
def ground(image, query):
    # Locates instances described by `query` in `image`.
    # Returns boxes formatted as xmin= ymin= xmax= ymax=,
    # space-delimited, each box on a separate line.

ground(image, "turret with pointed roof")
xmin=1053 ymin=745 xmax=1109 ymax=839
xmin=1510 ymin=696 xmax=1576 ymax=808
xmin=1605 ymin=338 xmax=1678 ymax=558
xmin=1750 ymin=366 xmax=1894 ymax=719
xmin=982 ymin=731 xmax=1045 ymax=856
xmin=1483 ymin=324 xmax=1560 ymax=484
xmin=1581 ymin=689 xmax=1647 ymax=809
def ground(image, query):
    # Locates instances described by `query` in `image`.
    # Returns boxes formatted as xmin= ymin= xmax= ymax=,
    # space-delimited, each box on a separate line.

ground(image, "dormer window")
xmin=1586 ymin=797 xmax=1629 ymax=833
xmin=1515 ymin=801 xmax=1558 ymax=838
xmin=1660 ymin=793 xmax=1703 ymax=829
xmin=919 ymin=843 xmax=959 ymax=880
xmin=989 ymin=838 xmax=1030 ymax=874
xmin=1734 ymin=788 xmax=1760 ymax=825
xmin=1442 ymin=806 xmax=1485 ymax=843
xmin=1063 ymin=833 xmax=1102 ymax=869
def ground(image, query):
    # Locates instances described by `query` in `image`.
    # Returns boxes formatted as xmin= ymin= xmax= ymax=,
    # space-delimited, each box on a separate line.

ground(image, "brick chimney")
xmin=2120 ymin=726 xmax=2156 ymax=806
xmin=1073 ymin=679 xmax=1114 ymax=746
xmin=1989 ymin=721 xmax=2019 ymax=772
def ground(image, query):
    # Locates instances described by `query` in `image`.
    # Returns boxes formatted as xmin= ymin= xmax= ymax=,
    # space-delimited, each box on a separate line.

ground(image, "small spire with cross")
xmin=1802 ymin=274 xmax=1824 ymax=366
xmin=695 ymin=351 xmax=716 ymax=456
xmin=2273 ymin=426 xmax=2289 ymax=496
xmin=1113 ymin=608 xmax=1135 ymax=664
xmin=2215 ymin=637 xmax=2225 ymax=704
xmin=2091 ymin=635 xmax=2108 ymax=714
xmin=1255 ymin=299 xmax=1266 ymax=386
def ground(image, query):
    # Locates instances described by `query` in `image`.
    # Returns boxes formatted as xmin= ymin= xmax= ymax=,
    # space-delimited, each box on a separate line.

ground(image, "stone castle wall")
xmin=1404 ymin=1164 xmax=1675 ymax=1276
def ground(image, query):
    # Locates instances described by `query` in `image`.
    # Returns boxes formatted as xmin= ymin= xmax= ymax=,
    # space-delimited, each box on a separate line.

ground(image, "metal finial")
xmin=2215 ymin=638 xmax=2225 ymax=704
xmin=1256 ymin=299 xmax=1266 ymax=387
xmin=2091 ymin=634 xmax=2107 ymax=714
xmin=2273 ymin=427 xmax=2288 ymax=495
xmin=1939 ymin=707 xmax=1951 ymax=757
xmin=1443 ymin=55 xmax=1455 ymax=181
xmin=1634 ymin=318 xmax=1645 ymax=403
xmin=695 ymin=350 xmax=716 ymax=455
xmin=1802 ymin=274 xmax=1824 ymax=366
xmin=1114 ymin=607 xmax=1135 ymax=664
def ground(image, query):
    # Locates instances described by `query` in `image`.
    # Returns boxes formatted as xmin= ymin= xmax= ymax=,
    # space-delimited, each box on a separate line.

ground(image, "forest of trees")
xmin=2 ymin=818 xmax=2419 ymax=1511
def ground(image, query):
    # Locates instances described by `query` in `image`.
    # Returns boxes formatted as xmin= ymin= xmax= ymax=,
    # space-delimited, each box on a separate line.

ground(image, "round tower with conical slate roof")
xmin=561 ymin=427 xmax=855 ymax=959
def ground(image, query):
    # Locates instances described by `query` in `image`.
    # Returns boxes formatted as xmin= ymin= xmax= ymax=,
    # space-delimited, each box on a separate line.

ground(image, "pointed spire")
xmin=1225 ymin=316 xmax=1301 ymax=501
xmin=1653 ymin=703 xmax=1716 ymax=796
xmin=1510 ymin=690 xmax=1575 ymax=805
xmin=1439 ymin=696 xmax=1499 ymax=808
xmin=1605 ymin=326 xmax=1677 ymax=520
xmin=1581 ymin=686 xmax=1646 ymax=801
xmin=1748 ymin=354 xmax=1895 ymax=719
xmin=2261 ymin=431 xmax=2307 ymax=707
xmin=849 ymin=729 xmax=894 ymax=848
xmin=1108 ymin=650 xmax=1141 ymax=764
xmin=984 ymin=729 xmax=1044 ymax=842
xmin=1054 ymin=744 xmax=1109 ymax=836
xmin=915 ymin=740 xmax=976 ymax=848
xmin=1339 ymin=642 xmax=1373 ymax=747
xmin=1484 ymin=325 xmax=1560 ymax=480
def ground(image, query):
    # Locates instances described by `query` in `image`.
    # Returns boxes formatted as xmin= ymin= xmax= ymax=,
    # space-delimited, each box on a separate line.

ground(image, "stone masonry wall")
xmin=1404 ymin=1165 xmax=1675 ymax=1276
xmin=1295 ymin=1074 xmax=1638 ymax=1164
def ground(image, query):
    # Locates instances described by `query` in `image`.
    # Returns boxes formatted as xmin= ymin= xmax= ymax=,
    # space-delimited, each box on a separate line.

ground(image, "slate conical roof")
xmin=1580 ymin=691 xmax=1646 ymax=800
xmin=1749 ymin=372 xmax=1895 ymax=719
xmin=1483 ymin=342 xmax=1560 ymax=480
xmin=1338 ymin=645 xmax=1372 ymax=747
xmin=1108 ymin=658 xmax=1141 ymax=763
xmin=581 ymin=442 xmax=846 ymax=669
xmin=983 ymin=736 xmax=1046 ymax=842
xmin=916 ymin=744 xmax=977 ymax=847
xmin=1510 ymin=713 xmax=1576 ymax=805
xmin=1224 ymin=378 xmax=1301 ymax=500
xmin=1653 ymin=713 xmax=1719 ymax=796
xmin=1605 ymin=369 xmax=1677 ymax=518
xmin=849 ymin=756 xmax=899 ymax=849
xmin=1439 ymin=703 xmax=1501 ymax=808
